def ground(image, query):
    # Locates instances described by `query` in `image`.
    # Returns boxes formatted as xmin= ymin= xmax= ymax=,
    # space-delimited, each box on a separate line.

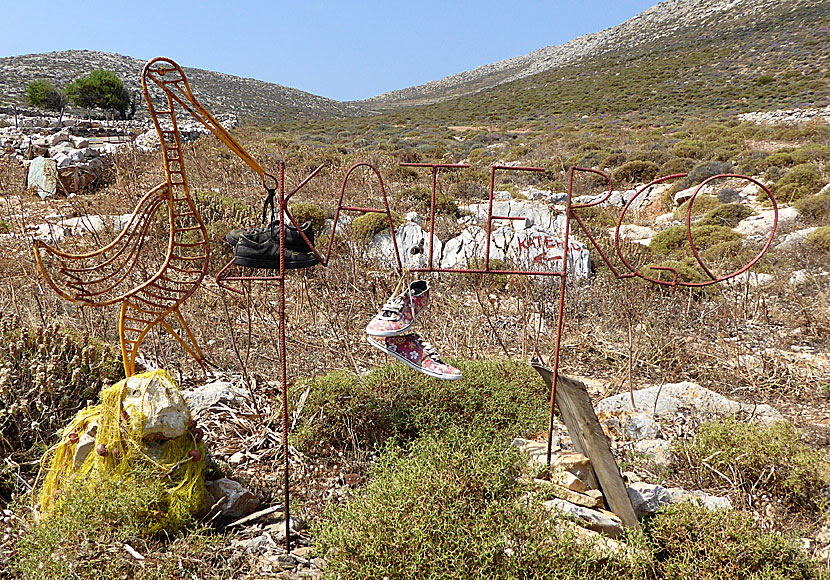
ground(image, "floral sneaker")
xmin=367 ymin=333 xmax=462 ymax=380
xmin=365 ymin=280 xmax=430 ymax=337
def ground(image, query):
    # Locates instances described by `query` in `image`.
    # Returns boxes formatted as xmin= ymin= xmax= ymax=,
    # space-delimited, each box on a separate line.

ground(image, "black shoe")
xmin=233 ymin=234 xmax=319 ymax=270
xmin=225 ymin=220 xmax=314 ymax=251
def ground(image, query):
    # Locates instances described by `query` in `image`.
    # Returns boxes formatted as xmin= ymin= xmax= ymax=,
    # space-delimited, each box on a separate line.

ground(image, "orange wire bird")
xmin=35 ymin=57 xmax=268 ymax=377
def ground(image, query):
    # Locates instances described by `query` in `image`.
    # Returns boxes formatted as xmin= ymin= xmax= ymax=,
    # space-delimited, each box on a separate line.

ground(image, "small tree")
xmin=65 ymin=69 xmax=135 ymax=121
xmin=25 ymin=79 xmax=68 ymax=123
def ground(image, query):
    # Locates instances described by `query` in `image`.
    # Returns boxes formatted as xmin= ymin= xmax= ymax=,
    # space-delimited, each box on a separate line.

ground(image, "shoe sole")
xmin=366 ymin=336 xmax=462 ymax=380
xmin=233 ymin=254 xmax=319 ymax=269
xmin=226 ymin=232 xmax=314 ymax=252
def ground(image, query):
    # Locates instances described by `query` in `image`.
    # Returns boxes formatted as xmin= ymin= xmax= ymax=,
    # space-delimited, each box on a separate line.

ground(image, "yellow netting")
xmin=36 ymin=369 xmax=206 ymax=534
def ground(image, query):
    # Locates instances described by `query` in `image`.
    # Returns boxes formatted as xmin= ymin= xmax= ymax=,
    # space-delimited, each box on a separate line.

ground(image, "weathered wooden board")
xmin=531 ymin=361 xmax=640 ymax=530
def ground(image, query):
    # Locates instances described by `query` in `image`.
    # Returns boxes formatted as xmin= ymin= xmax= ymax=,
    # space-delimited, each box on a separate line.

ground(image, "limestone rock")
xmin=27 ymin=156 xmax=58 ymax=199
xmin=370 ymin=220 xmax=443 ymax=269
xmin=544 ymin=498 xmax=623 ymax=538
xmin=551 ymin=470 xmax=588 ymax=493
xmin=595 ymin=381 xmax=782 ymax=423
xmin=73 ymin=422 xmax=98 ymax=467
xmin=535 ymin=479 xmax=604 ymax=509
xmin=627 ymin=482 xmax=673 ymax=517
xmin=734 ymin=207 xmax=799 ymax=238
xmin=183 ymin=379 xmax=248 ymax=416
xmin=121 ymin=371 xmax=191 ymax=440
xmin=777 ymin=227 xmax=818 ymax=251
xmin=204 ymin=478 xmax=261 ymax=519
xmin=666 ymin=487 xmax=732 ymax=511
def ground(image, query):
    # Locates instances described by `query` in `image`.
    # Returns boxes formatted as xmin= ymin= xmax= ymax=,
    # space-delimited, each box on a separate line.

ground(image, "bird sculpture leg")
xmin=159 ymin=308 xmax=209 ymax=374
xmin=119 ymin=302 xmax=208 ymax=377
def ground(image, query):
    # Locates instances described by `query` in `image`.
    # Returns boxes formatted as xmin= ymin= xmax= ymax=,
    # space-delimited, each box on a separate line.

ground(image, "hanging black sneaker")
xmin=233 ymin=233 xmax=319 ymax=270
xmin=224 ymin=220 xmax=314 ymax=251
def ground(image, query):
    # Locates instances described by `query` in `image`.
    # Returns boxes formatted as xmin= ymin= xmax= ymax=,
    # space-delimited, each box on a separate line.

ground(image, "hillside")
xmin=361 ymin=0 xmax=830 ymax=114
xmin=0 ymin=50 xmax=367 ymax=123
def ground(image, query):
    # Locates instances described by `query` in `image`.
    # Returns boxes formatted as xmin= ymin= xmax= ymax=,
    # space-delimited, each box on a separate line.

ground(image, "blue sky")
xmin=2 ymin=1 xmax=657 ymax=101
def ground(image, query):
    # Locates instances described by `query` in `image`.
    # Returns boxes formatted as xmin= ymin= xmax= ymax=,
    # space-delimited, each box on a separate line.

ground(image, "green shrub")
xmin=293 ymin=360 xmax=549 ymax=454
xmin=761 ymin=150 xmax=795 ymax=170
xmin=659 ymin=157 xmax=697 ymax=176
xmin=792 ymin=143 xmax=830 ymax=165
xmin=773 ymin=163 xmax=826 ymax=203
xmin=0 ymin=319 xmax=122 ymax=459
xmin=288 ymin=201 xmax=328 ymax=232
xmin=614 ymin=160 xmax=660 ymax=184
xmin=672 ymin=417 xmax=830 ymax=511
xmin=675 ymin=161 xmax=734 ymax=192
xmin=603 ymin=152 xmax=628 ymax=168
xmin=650 ymin=225 xmax=741 ymax=259
xmin=0 ymin=219 xmax=10 ymax=234
xmin=402 ymin=185 xmax=461 ymax=218
xmin=698 ymin=203 xmax=753 ymax=227
xmin=645 ymin=503 xmax=816 ymax=580
xmin=643 ymin=260 xmax=709 ymax=284
xmin=794 ymin=192 xmax=830 ymax=220
xmin=673 ymin=194 xmax=722 ymax=220
xmin=350 ymin=212 xmax=397 ymax=240
xmin=670 ymin=139 xmax=707 ymax=159
xmin=316 ymin=430 xmax=648 ymax=580
xmin=806 ymin=226 xmax=830 ymax=254
xmin=12 ymin=473 xmax=229 ymax=580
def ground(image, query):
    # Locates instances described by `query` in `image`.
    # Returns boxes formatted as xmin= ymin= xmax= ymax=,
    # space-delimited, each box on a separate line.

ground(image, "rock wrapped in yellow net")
xmin=37 ymin=369 xmax=206 ymax=534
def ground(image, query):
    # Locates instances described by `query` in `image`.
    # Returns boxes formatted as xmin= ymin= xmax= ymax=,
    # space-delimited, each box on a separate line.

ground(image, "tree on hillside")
xmin=25 ymin=79 xmax=68 ymax=123
xmin=65 ymin=70 xmax=136 ymax=121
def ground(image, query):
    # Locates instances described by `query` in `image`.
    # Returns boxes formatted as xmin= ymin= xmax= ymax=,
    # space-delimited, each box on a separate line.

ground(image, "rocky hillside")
xmin=361 ymin=0 xmax=829 ymax=111
xmin=0 ymin=50 xmax=367 ymax=123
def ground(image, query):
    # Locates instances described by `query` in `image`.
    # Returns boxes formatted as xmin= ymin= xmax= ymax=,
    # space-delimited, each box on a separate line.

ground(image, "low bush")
xmin=350 ymin=212 xmax=398 ymax=240
xmin=645 ymin=503 xmax=816 ymax=580
xmin=288 ymin=201 xmax=328 ymax=233
xmin=773 ymin=163 xmax=827 ymax=203
xmin=316 ymin=430 xmax=649 ymax=580
xmin=0 ymin=319 xmax=122 ymax=459
xmin=806 ymin=226 xmax=830 ymax=254
xmin=674 ymin=161 xmax=734 ymax=192
xmin=12 ymin=473 xmax=229 ymax=580
xmin=649 ymin=225 xmax=742 ymax=260
xmin=659 ymin=157 xmax=696 ymax=176
xmin=673 ymin=194 xmax=722 ymax=220
xmin=698 ymin=203 xmax=754 ymax=227
xmin=292 ymin=360 xmax=548 ymax=454
xmin=794 ymin=192 xmax=830 ymax=220
xmin=402 ymin=185 xmax=461 ymax=218
xmin=614 ymin=160 xmax=660 ymax=184
xmin=672 ymin=417 xmax=830 ymax=511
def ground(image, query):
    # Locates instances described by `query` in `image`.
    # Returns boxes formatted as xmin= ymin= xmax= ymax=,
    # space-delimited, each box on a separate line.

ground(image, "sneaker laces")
xmin=414 ymin=334 xmax=444 ymax=363
xmin=379 ymin=288 xmax=416 ymax=319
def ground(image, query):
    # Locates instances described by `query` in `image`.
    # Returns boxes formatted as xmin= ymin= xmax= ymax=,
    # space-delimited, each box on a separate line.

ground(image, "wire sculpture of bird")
xmin=34 ymin=57 xmax=267 ymax=377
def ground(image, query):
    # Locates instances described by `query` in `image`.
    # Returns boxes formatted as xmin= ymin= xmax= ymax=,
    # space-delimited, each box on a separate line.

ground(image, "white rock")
xmin=776 ymin=227 xmax=818 ymax=251
xmin=370 ymin=221 xmax=443 ymax=269
xmin=204 ymin=478 xmax=261 ymax=519
xmin=121 ymin=370 xmax=191 ymax=440
xmin=734 ymin=207 xmax=799 ymax=238
xmin=27 ymin=156 xmax=58 ymax=199
xmin=727 ymin=271 xmax=774 ymax=287
xmin=595 ymin=382 xmax=782 ymax=423
xmin=612 ymin=224 xmax=655 ymax=242
xmin=667 ymin=487 xmax=732 ymax=511
xmin=543 ymin=498 xmax=624 ymax=538
xmin=183 ymin=380 xmax=248 ymax=416
xmin=627 ymin=482 xmax=673 ymax=517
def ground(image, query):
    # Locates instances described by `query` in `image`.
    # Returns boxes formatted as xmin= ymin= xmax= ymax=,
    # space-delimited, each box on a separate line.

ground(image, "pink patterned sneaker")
xmin=367 ymin=333 xmax=462 ymax=380
xmin=365 ymin=280 xmax=429 ymax=337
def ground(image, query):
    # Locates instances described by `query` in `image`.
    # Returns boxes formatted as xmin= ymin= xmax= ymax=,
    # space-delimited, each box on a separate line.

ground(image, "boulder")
xmin=627 ymin=482 xmax=673 ymax=517
xmin=460 ymin=199 xmax=568 ymax=234
xmin=543 ymin=498 xmax=624 ymax=538
xmin=776 ymin=227 xmax=818 ymax=251
xmin=595 ymin=381 xmax=782 ymax=423
xmin=183 ymin=379 xmax=248 ymax=415
xmin=734 ymin=207 xmax=799 ymax=238
xmin=27 ymin=156 xmax=58 ymax=199
xmin=370 ymin=219 xmax=443 ymax=269
xmin=121 ymin=370 xmax=191 ymax=441
xmin=204 ymin=477 xmax=261 ymax=519
xmin=666 ymin=487 xmax=732 ymax=511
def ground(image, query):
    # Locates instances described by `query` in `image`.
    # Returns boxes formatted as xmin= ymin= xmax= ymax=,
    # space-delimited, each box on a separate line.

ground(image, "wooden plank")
xmin=531 ymin=361 xmax=640 ymax=530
